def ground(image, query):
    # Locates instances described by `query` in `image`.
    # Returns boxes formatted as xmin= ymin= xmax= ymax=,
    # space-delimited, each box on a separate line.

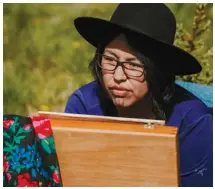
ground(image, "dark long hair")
xmin=89 ymin=34 xmax=176 ymax=120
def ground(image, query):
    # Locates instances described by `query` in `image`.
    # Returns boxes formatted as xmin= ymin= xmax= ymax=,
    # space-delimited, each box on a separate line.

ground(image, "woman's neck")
xmin=116 ymin=98 xmax=155 ymax=120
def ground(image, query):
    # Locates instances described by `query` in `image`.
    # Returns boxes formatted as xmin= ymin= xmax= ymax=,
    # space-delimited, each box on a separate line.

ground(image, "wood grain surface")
xmin=38 ymin=112 xmax=180 ymax=186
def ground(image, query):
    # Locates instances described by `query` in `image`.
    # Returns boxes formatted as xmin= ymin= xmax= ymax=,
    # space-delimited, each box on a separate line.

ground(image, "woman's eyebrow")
xmin=126 ymin=57 xmax=139 ymax=62
xmin=104 ymin=50 xmax=140 ymax=62
xmin=104 ymin=49 xmax=138 ymax=61
xmin=104 ymin=50 xmax=119 ymax=58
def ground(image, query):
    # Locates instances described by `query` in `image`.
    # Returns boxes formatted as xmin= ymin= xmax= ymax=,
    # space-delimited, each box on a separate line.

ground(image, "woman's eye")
xmin=129 ymin=63 xmax=139 ymax=67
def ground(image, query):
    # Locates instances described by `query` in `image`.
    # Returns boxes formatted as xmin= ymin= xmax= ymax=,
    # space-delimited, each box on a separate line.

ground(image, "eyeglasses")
xmin=97 ymin=53 xmax=145 ymax=77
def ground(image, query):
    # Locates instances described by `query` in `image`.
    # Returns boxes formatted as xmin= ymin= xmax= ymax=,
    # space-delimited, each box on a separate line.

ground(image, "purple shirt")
xmin=65 ymin=81 xmax=213 ymax=187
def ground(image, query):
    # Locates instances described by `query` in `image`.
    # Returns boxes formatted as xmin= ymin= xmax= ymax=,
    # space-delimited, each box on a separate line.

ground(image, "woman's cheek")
xmin=129 ymin=80 xmax=149 ymax=100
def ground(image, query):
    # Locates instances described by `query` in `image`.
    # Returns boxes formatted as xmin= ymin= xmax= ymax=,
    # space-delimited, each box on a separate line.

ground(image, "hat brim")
xmin=74 ymin=17 xmax=202 ymax=76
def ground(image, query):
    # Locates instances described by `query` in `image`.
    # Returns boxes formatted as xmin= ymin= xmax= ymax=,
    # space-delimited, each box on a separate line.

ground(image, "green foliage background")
xmin=3 ymin=3 xmax=213 ymax=116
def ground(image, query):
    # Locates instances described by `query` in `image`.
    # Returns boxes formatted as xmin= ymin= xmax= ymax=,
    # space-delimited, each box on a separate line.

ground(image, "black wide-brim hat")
xmin=74 ymin=3 xmax=202 ymax=75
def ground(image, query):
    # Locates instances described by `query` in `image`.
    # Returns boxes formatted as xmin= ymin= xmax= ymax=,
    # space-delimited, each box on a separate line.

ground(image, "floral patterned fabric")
xmin=3 ymin=115 xmax=63 ymax=187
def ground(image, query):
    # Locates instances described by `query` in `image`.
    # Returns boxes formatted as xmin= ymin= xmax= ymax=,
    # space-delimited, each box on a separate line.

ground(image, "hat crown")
xmin=110 ymin=3 xmax=176 ymax=44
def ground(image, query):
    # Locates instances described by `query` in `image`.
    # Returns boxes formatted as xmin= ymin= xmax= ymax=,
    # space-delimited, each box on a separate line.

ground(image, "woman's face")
xmin=101 ymin=35 xmax=149 ymax=107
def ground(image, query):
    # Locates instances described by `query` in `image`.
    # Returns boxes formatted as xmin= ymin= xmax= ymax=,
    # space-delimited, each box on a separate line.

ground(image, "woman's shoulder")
xmin=70 ymin=80 xmax=100 ymax=100
xmin=174 ymin=99 xmax=210 ymax=115
xmin=175 ymin=80 xmax=213 ymax=108
xmin=167 ymin=87 xmax=212 ymax=127
xmin=65 ymin=81 xmax=104 ymax=114
xmin=172 ymin=84 xmax=211 ymax=115
xmin=77 ymin=80 xmax=98 ymax=93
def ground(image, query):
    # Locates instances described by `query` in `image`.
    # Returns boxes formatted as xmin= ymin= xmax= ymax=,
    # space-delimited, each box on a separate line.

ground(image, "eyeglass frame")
xmin=96 ymin=53 xmax=145 ymax=77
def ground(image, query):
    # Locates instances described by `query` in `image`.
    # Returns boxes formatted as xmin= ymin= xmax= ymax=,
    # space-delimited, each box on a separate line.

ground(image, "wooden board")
xmin=38 ymin=111 xmax=180 ymax=186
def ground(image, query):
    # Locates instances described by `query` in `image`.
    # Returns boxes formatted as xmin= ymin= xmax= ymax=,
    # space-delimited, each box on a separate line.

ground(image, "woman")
xmin=65 ymin=4 xmax=212 ymax=187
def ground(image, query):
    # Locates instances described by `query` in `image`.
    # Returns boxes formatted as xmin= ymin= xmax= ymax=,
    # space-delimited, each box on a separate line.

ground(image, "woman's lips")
xmin=111 ymin=89 xmax=127 ymax=96
xmin=109 ymin=86 xmax=129 ymax=97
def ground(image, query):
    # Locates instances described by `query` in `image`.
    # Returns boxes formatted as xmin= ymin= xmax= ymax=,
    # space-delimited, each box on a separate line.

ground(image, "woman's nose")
xmin=113 ymin=65 xmax=127 ymax=82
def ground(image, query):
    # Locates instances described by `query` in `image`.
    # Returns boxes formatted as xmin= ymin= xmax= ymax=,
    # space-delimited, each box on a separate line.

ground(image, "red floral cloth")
xmin=3 ymin=115 xmax=63 ymax=187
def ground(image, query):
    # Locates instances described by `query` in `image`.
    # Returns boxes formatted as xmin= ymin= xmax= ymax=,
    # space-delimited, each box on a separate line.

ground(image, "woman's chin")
xmin=112 ymin=97 xmax=134 ymax=107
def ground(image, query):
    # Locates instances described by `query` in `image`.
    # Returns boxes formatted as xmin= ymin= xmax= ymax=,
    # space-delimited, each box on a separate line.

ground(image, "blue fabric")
xmin=65 ymin=81 xmax=213 ymax=187
xmin=175 ymin=80 xmax=213 ymax=108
